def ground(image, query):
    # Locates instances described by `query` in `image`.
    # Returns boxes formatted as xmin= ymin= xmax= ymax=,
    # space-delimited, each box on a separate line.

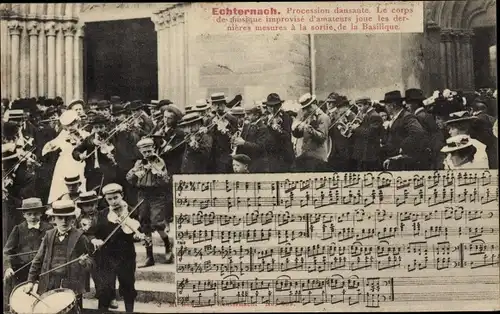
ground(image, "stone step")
xmin=134 ymin=263 xmax=175 ymax=283
xmin=84 ymin=279 xmax=176 ymax=304
xmin=83 ymin=298 xmax=176 ymax=313
xmin=135 ymin=244 xmax=172 ymax=264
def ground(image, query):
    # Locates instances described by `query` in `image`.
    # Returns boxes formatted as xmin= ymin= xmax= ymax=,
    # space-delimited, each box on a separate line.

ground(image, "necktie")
xmin=27 ymin=222 xmax=40 ymax=230
xmin=57 ymin=231 xmax=68 ymax=241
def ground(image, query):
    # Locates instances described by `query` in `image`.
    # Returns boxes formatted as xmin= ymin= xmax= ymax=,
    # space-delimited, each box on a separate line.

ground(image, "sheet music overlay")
xmin=173 ymin=170 xmax=499 ymax=312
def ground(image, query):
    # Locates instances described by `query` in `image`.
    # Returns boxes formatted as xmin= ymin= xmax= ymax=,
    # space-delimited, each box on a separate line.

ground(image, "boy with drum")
xmin=24 ymin=200 xmax=94 ymax=311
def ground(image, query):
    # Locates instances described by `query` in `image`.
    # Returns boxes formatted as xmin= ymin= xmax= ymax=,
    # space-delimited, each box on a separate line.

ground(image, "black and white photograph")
xmin=1 ymin=1 xmax=498 ymax=313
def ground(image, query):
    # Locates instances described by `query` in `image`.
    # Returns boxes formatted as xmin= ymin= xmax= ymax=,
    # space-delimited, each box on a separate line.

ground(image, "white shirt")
xmin=27 ymin=222 xmax=40 ymax=230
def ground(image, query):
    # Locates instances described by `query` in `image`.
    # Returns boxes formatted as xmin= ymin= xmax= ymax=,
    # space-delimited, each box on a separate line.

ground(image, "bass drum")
xmin=9 ymin=282 xmax=39 ymax=314
xmin=32 ymin=288 xmax=79 ymax=314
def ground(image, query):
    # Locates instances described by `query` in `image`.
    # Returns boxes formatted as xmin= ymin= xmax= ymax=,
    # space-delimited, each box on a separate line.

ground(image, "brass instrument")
xmin=329 ymin=102 xmax=364 ymax=138
xmin=230 ymin=128 xmax=243 ymax=155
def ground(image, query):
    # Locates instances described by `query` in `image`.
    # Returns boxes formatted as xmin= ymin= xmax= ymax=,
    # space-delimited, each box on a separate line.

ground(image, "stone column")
xmin=46 ymin=22 xmax=57 ymax=98
xmin=27 ymin=21 xmax=40 ymax=97
xmin=163 ymin=22 xmax=171 ymax=100
xmin=440 ymin=30 xmax=453 ymax=88
xmin=55 ymin=23 xmax=64 ymax=100
xmin=63 ymin=22 xmax=76 ymax=103
xmin=74 ymin=24 xmax=84 ymax=100
xmin=152 ymin=13 xmax=166 ymax=99
xmin=463 ymin=30 xmax=474 ymax=91
xmin=38 ymin=21 xmax=46 ymax=96
xmin=0 ymin=16 xmax=10 ymax=99
xmin=176 ymin=9 xmax=186 ymax=107
xmin=8 ymin=21 xmax=23 ymax=99
xmin=19 ymin=21 xmax=29 ymax=98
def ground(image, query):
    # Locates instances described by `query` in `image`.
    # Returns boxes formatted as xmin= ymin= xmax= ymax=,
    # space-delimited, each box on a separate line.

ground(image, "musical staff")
xmin=173 ymin=170 xmax=500 ymax=310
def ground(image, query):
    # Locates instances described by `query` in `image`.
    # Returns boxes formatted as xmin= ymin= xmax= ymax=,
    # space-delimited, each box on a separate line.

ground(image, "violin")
xmin=66 ymin=128 xmax=84 ymax=146
xmin=214 ymin=114 xmax=230 ymax=134
xmin=92 ymin=133 xmax=117 ymax=166
xmin=15 ymin=144 xmax=41 ymax=167
xmin=107 ymin=202 xmax=152 ymax=246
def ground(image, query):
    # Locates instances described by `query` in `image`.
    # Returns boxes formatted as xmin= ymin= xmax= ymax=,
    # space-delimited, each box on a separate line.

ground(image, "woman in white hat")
xmin=42 ymin=110 xmax=89 ymax=203
xmin=441 ymin=135 xmax=483 ymax=169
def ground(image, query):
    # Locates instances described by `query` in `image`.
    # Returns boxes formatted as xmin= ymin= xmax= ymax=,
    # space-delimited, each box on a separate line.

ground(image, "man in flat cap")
xmin=232 ymin=105 xmax=269 ymax=172
xmin=232 ymin=154 xmax=251 ymax=173
xmin=126 ymin=138 xmax=172 ymax=267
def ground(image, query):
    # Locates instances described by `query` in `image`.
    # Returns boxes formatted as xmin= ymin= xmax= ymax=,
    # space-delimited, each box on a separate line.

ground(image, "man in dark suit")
xmin=470 ymin=100 xmax=498 ymax=169
xmin=381 ymin=90 xmax=428 ymax=171
xmin=351 ymin=97 xmax=384 ymax=171
xmin=233 ymin=105 xmax=270 ymax=173
xmin=180 ymin=112 xmax=214 ymax=174
xmin=405 ymin=88 xmax=443 ymax=169
xmin=263 ymin=93 xmax=295 ymax=173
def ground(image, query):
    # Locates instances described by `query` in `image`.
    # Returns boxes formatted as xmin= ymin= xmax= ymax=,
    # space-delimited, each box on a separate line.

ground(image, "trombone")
xmin=328 ymin=102 xmax=364 ymax=138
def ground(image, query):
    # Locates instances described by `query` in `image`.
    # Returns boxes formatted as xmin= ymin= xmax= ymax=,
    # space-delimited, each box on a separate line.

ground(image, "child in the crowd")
xmin=3 ymin=198 xmax=53 ymax=284
xmin=232 ymin=154 xmax=251 ymax=173
xmin=24 ymin=200 xmax=94 ymax=311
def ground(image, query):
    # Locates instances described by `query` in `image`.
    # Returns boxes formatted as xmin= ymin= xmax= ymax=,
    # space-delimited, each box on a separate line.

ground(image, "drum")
xmin=9 ymin=282 xmax=39 ymax=314
xmin=32 ymin=288 xmax=78 ymax=314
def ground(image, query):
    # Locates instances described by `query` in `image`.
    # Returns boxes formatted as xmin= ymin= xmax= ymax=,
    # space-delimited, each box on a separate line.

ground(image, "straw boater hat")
xmin=210 ymin=92 xmax=227 ymax=104
xmin=298 ymin=93 xmax=317 ymax=109
xmin=76 ymin=190 xmax=101 ymax=205
xmin=193 ymin=99 xmax=210 ymax=112
xmin=102 ymin=183 xmax=123 ymax=195
xmin=46 ymin=199 xmax=77 ymax=216
xmin=59 ymin=109 xmax=79 ymax=126
xmin=5 ymin=109 xmax=25 ymax=121
xmin=230 ymin=106 xmax=245 ymax=116
xmin=17 ymin=197 xmax=46 ymax=212
xmin=178 ymin=112 xmax=203 ymax=127
xmin=440 ymin=135 xmax=475 ymax=154
xmin=64 ymin=175 xmax=81 ymax=185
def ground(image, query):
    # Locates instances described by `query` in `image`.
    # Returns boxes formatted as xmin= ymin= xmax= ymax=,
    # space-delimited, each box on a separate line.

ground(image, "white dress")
xmin=45 ymin=129 xmax=89 ymax=203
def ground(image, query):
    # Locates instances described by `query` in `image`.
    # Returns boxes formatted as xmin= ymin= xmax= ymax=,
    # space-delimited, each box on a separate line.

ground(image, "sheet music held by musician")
xmin=173 ymin=171 xmax=499 ymax=312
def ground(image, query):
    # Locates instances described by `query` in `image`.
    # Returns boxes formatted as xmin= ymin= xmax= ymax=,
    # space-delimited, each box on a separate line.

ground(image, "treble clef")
xmin=177 ymin=278 xmax=189 ymax=294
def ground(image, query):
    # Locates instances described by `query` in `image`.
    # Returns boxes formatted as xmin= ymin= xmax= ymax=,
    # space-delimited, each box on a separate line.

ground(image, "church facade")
xmin=0 ymin=1 xmax=496 ymax=108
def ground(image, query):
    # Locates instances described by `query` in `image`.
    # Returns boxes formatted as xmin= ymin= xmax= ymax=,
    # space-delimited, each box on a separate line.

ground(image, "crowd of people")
xmin=1 ymin=87 xmax=498 ymax=312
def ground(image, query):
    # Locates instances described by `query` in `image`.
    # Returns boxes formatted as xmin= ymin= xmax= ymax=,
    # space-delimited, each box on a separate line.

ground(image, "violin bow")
xmin=98 ymin=199 xmax=145 ymax=251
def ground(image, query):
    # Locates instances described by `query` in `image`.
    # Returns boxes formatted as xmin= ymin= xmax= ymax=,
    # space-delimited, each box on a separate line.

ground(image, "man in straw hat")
xmin=441 ymin=135 xmax=483 ymax=169
xmin=24 ymin=200 xmax=94 ymax=311
xmin=263 ymin=93 xmax=295 ymax=172
xmin=126 ymin=138 xmax=173 ymax=267
xmin=56 ymin=175 xmax=84 ymax=202
xmin=179 ymin=112 xmax=214 ymax=174
xmin=292 ymin=93 xmax=330 ymax=172
xmin=90 ymin=183 xmax=143 ymax=312
xmin=444 ymin=110 xmax=489 ymax=169
xmin=380 ymin=90 xmax=428 ymax=171
xmin=3 ymin=198 xmax=53 ymax=285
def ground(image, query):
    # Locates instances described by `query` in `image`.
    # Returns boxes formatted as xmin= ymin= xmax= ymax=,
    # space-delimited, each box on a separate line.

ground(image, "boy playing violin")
xmin=91 ymin=183 xmax=147 ymax=312
xmin=126 ymin=137 xmax=173 ymax=267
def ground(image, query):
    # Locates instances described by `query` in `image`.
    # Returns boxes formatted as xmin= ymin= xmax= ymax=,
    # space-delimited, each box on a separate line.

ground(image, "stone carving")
xmin=27 ymin=21 xmax=40 ymax=36
xmin=45 ymin=21 xmax=59 ymax=36
xmin=152 ymin=4 xmax=186 ymax=30
xmin=81 ymin=3 xmax=166 ymax=13
xmin=62 ymin=22 xmax=76 ymax=37
xmin=7 ymin=20 xmax=24 ymax=36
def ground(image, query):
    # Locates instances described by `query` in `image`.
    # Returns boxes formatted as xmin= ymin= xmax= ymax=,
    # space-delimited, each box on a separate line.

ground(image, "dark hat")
xmin=110 ymin=96 xmax=122 ymax=105
xmin=10 ymin=99 xmax=24 ymax=111
xmin=67 ymin=99 xmax=85 ymax=110
xmin=129 ymin=100 xmax=145 ymax=111
xmin=46 ymin=200 xmax=77 ymax=216
xmin=43 ymin=106 xmax=59 ymax=119
xmin=17 ymin=198 xmax=46 ymax=211
xmin=210 ymin=92 xmax=227 ymax=104
xmin=445 ymin=111 xmax=477 ymax=125
xmin=245 ymin=105 xmax=262 ymax=116
xmin=76 ymin=191 xmax=101 ymax=204
xmin=111 ymin=103 xmax=128 ymax=115
xmin=3 ymin=121 xmax=19 ymax=138
xmin=232 ymin=154 xmax=251 ymax=165
xmin=298 ymin=93 xmax=316 ymax=109
xmin=96 ymin=100 xmax=110 ymax=110
xmin=405 ymin=89 xmax=426 ymax=102
xmin=380 ymin=90 xmax=404 ymax=104
xmin=162 ymin=105 xmax=183 ymax=120
xmin=227 ymin=95 xmax=243 ymax=109
xmin=88 ymin=114 xmax=109 ymax=125
xmin=264 ymin=93 xmax=284 ymax=106
xmin=230 ymin=106 xmax=246 ymax=116
xmin=326 ymin=92 xmax=340 ymax=102
xmin=54 ymin=96 xmax=64 ymax=106
xmin=64 ymin=175 xmax=81 ymax=185
xmin=178 ymin=112 xmax=203 ymax=126
xmin=159 ymin=99 xmax=173 ymax=107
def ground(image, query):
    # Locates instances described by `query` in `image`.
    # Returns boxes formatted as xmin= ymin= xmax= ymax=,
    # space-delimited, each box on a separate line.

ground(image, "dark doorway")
xmin=84 ymin=18 xmax=158 ymax=102
xmin=472 ymin=26 xmax=497 ymax=89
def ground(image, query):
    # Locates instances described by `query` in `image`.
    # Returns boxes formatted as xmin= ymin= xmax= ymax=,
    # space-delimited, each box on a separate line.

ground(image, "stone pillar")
xmin=27 ymin=21 xmax=40 ymax=97
xmin=8 ymin=21 xmax=23 ymax=99
xmin=63 ymin=22 xmax=76 ymax=103
xmin=176 ymin=9 xmax=186 ymax=107
xmin=55 ymin=23 xmax=64 ymax=100
xmin=169 ymin=17 xmax=178 ymax=105
xmin=163 ymin=22 xmax=171 ymax=100
xmin=46 ymin=22 xmax=57 ymax=98
xmin=19 ymin=21 xmax=29 ymax=98
xmin=38 ymin=21 xmax=46 ymax=96
xmin=463 ymin=30 xmax=474 ymax=91
xmin=152 ymin=14 xmax=166 ymax=99
xmin=0 ymin=16 xmax=10 ymax=99
xmin=440 ymin=30 xmax=452 ymax=88
xmin=74 ymin=24 xmax=84 ymax=99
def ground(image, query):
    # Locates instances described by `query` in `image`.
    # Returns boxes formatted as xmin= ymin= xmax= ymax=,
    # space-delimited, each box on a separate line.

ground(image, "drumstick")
xmin=28 ymin=291 xmax=53 ymax=309
xmin=39 ymin=254 xmax=87 ymax=277
xmin=11 ymin=261 xmax=33 ymax=276
xmin=4 ymin=250 xmax=38 ymax=258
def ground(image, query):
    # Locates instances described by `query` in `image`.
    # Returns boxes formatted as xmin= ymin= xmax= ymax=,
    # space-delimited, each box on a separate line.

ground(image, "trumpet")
xmin=230 ymin=128 xmax=242 ymax=155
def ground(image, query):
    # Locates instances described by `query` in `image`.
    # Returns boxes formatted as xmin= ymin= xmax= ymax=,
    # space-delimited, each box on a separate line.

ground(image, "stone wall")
xmin=188 ymin=33 xmax=311 ymax=105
